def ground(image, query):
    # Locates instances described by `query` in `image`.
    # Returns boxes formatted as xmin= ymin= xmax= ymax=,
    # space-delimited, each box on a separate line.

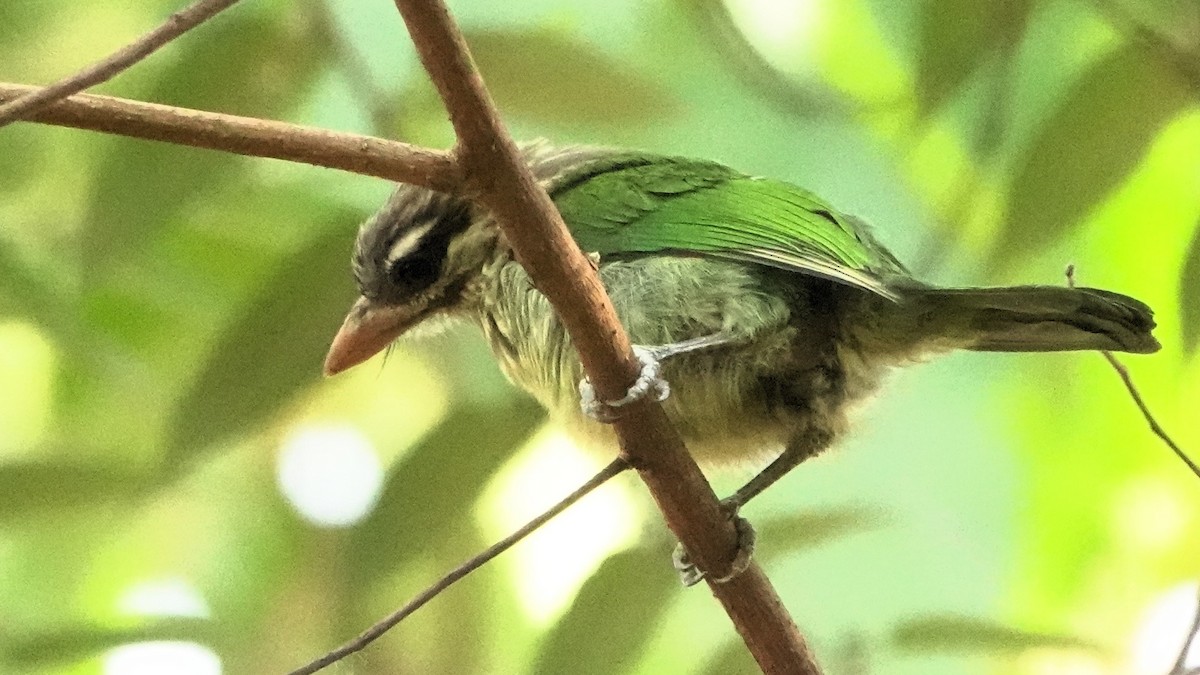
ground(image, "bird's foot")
xmin=672 ymin=502 xmax=756 ymax=587
xmin=579 ymin=345 xmax=670 ymax=423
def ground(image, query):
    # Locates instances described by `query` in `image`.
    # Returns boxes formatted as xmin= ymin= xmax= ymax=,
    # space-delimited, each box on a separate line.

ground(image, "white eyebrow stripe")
xmin=386 ymin=219 xmax=438 ymax=263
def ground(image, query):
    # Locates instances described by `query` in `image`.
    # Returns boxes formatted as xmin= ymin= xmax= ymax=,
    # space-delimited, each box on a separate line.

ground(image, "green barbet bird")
xmin=325 ymin=143 xmax=1158 ymax=579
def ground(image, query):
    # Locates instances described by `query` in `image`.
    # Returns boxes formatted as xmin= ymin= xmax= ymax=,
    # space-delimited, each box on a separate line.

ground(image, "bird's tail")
xmin=902 ymin=285 xmax=1160 ymax=354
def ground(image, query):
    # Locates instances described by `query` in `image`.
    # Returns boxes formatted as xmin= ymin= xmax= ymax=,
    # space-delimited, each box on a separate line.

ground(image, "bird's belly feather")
xmin=476 ymin=255 xmax=887 ymax=466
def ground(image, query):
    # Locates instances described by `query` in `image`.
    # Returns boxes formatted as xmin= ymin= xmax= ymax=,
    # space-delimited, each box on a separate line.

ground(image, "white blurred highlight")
xmin=726 ymin=0 xmax=821 ymax=64
xmin=480 ymin=427 xmax=641 ymax=623
xmin=277 ymin=425 xmax=384 ymax=527
xmin=1112 ymin=477 xmax=1191 ymax=552
xmin=104 ymin=642 xmax=221 ymax=675
xmin=1131 ymin=582 xmax=1200 ymax=674
xmin=117 ymin=577 xmax=210 ymax=619
xmin=1113 ymin=475 xmax=1190 ymax=550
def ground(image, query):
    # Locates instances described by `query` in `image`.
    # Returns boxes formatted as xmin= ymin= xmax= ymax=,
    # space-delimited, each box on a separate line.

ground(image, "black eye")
xmin=388 ymin=248 xmax=442 ymax=294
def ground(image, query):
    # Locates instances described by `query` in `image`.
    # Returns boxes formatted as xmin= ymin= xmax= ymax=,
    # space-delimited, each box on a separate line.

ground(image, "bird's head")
xmin=323 ymin=142 xmax=621 ymax=376
xmin=323 ymin=184 xmax=497 ymax=376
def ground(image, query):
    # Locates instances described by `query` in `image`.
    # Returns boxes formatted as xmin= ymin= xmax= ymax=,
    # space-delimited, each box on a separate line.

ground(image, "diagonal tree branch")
xmin=388 ymin=1 xmax=820 ymax=673
xmin=0 ymin=0 xmax=244 ymax=128
xmin=0 ymin=83 xmax=461 ymax=192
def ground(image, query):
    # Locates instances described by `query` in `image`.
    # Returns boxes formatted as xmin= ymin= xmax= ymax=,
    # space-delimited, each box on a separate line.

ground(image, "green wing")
xmin=550 ymin=155 xmax=908 ymax=300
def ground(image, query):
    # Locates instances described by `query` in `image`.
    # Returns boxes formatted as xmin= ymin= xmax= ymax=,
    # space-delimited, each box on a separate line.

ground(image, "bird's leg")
xmin=722 ymin=426 xmax=833 ymax=514
xmin=579 ymin=331 xmax=737 ymax=422
xmin=673 ymin=427 xmax=832 ymax=586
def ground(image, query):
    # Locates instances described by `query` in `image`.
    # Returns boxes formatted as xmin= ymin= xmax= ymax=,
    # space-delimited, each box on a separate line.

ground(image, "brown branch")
xmin=0 ymin=83 xmax=461 ymax=193
xmin=0 ymin=0 xmax=244 ymax=128
xmin=1065 ymin=266 xmax=1197 ymax=480
xmin=288 ymin=458 xmax=631 ymax=675
xmin=391 ymin=1 xmax=820 ymax=673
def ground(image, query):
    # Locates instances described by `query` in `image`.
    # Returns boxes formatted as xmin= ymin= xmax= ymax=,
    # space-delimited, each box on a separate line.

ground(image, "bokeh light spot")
xmin=117 ymin=577 xmax=211 ymax=619
xmin=1112 ymin=476 xmax=1191 ymax=552
xmin=0 ymin=320 xmax=55 ymax=453
xmin=727 ymin=0 xmax=822 ymax=64
xmin=103 ymin=642 xmax=221 ymax=675
xmin=277 ymin=425 xmax=384 ymax=527
xmin=479 ymin=426 xmax=641 ymax=624
xmin=1131 ymin=582 xmax=1200 ymax=674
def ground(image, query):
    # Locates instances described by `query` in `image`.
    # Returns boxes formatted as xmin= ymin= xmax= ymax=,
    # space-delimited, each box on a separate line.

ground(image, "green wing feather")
xmin=550 ymin=154 xmax=908 ymax=300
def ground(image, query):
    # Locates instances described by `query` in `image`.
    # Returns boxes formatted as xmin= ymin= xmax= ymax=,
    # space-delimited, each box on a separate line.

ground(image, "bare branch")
xmin=391 ymin=0 xmax=820 ymax=673
xmin=1098 ymin=351 xmax=1200 ymax=480
xmin=0 ymin=83 xmax=461 ymax=192
xmin=0 ymin=0 xmax=244 ymax=128
xmin=1065 ymin=266 xmax=1197 ymax=480
xmin=288 ymin=458 xmax=630 ymax=675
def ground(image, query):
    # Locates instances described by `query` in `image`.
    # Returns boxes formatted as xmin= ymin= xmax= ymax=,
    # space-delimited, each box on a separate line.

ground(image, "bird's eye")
xmin=388 ymin=249 xmax=442 ymax=294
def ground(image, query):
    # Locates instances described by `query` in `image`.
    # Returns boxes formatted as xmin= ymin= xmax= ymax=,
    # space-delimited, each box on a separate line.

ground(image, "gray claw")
xmin=579 ymin=346 xmax=670 ymax=423
xmin=672 ymin=516 xmax=757 ymax=587
xmin=673 ymin=543 xmax=705 ymax=587
xmin=711 ymin=517 xmax=756 ymax=584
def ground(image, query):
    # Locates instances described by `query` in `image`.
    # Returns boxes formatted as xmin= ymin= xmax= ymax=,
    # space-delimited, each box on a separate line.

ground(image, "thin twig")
xmin=288 ymin=458 xmax=630 ymax=675
xmin=1171 ymin=586 xmax=1200 ymax=674
xmin=0 ymin=84 xmax=461 ymax=192
xmin=0 ymin=0 xmax=243 ymax=128
xmin=1065 ymin=265 xmax=1198 ymax=480
xmin=1098 ymin=351 xmax=1200 ymax=480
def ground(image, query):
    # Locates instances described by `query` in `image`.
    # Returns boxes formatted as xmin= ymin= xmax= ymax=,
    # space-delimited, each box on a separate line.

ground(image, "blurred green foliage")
xmin=1 ymin=0 xmax=1198 ymax=673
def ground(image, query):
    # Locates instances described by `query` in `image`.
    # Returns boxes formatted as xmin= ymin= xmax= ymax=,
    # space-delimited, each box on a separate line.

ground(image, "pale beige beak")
xmin=323 ymin=297 xmax=417 ymax=376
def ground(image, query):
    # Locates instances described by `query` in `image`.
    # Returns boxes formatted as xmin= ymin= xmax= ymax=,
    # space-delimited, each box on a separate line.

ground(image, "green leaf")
xmin=348 ymin=397 xmax=545 ymax=586
xmin=993 ymin=46 xmax=1195 ymax=269
xmin=755 ymin=506 xmax=880 ymax=559
xmin=0 ymin=233 xmax=59 ymax=324
xmin=1 ymin=618 xmax=218 ymax=668
xmin=891 ymin=614 xmax=1097 ymax=655
xmin=681 ymin=0 xmax=848 ymax=120
xmin=464 ymin=28 xmax=679 ymax=129
xmin=163 ymin=209 xmax=359 ymax=470
xmin=1181 ymin=222 xmax=1200 ymax=356
xmin=0 ymin=0 xmax=49 ymax=44
xmin=697 ymin=640 xmax=757 ymax=675
xmin=0 ymin=459 xmax=147 ymax=524
xmin=532 ymin=545 xmax=677 ymax=675
xmin=0 ymin=126 xmax=46 ymax=196
xmin=915 ymin=0 xmax=1033 ymax=113
xmin=82 ymin=5 xmax=327 ymax=276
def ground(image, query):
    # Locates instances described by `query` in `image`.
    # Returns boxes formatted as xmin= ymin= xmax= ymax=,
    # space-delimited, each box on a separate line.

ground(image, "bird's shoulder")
xmin=522 ymin=145 xmax=908 ymax=299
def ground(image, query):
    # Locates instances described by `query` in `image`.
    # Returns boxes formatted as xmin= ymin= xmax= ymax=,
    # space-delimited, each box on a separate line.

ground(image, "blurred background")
xmin=1 ymin=0 xmax=1198 ymax=673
